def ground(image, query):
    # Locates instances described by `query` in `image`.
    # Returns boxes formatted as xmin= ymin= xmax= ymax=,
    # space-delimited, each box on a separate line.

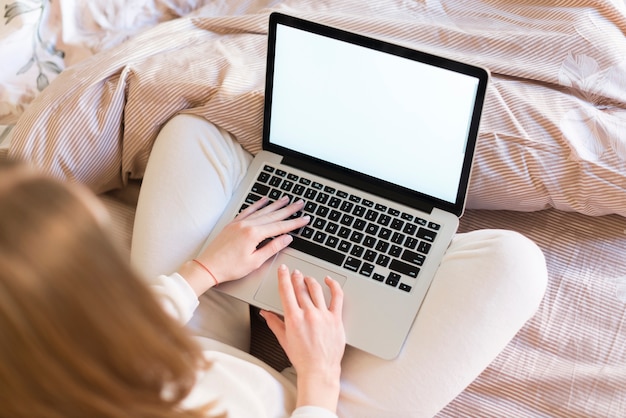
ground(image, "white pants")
xmin=131 ymin=114 xmax=548 ymax=418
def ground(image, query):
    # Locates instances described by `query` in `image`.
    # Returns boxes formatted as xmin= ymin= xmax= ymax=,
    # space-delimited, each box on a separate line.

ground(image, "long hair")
xmin=0 ymin=161 xmax=221 ymax=418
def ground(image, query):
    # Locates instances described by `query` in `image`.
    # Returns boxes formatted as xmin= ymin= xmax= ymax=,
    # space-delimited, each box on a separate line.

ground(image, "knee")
xmin=489 ymin=229 xmax=547 ymax=311
xmin=453 ymin=229 xmax=548 ymax=314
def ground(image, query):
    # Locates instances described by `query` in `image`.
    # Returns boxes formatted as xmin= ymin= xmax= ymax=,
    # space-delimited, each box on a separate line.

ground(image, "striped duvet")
xmin=6 ymin=0 xmax=626 ymax=416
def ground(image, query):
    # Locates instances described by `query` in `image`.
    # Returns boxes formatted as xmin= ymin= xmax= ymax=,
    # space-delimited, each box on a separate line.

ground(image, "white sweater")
xmin=152 ymin=273 xmax=338 ymax=418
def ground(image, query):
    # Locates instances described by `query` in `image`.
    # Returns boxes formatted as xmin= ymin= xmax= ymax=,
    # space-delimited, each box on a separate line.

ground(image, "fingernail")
xmin=279 ymin=264 xmax=288 ymax=271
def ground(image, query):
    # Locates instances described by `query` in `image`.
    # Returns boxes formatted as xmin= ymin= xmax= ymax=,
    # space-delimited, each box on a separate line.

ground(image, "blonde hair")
xmin=0 ymin=161 xmax=221 ymax=418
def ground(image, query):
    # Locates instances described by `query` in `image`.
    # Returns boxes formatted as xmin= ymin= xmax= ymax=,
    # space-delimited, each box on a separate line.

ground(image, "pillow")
xmin=0 ymin=0 xmax=65 ymax=125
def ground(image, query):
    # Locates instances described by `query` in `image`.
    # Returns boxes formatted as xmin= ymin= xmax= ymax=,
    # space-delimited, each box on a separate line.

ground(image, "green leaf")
xmin=41 ymin=60 xmax=62 ymax=74
xmin=36 ymin=72 xmax=49 ymax=91
xmin=17 ymin=57 xmax=35 ymax=75
xmin=5 ymin=2 xmax=40 ymax=25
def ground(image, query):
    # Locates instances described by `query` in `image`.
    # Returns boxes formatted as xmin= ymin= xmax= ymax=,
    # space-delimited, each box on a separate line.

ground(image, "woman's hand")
xmin=179 ymin=196 xmax=310 ymax=295
xmin=262 ymin=265 xmax=346 ymax=413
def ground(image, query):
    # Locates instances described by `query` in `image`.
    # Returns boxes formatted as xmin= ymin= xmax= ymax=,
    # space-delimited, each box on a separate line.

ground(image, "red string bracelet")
xmin=191 ymin=259 xmax=219 ymax=286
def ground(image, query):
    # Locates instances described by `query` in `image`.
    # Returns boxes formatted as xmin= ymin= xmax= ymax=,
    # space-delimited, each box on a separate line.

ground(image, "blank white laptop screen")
xmin=268 ymin=24 xmax=480 ymax=204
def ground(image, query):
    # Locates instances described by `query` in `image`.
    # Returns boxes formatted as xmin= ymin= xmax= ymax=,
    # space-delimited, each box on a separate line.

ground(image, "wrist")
xmin=178 ymin=259 xmax=218 ymax=297
xmin=296 ymin=368 xmax=341 ymax=413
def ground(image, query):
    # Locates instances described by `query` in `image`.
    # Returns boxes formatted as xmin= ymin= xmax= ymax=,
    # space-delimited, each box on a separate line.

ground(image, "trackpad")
xmin=254 ymin=253 xmax=347 ymax=312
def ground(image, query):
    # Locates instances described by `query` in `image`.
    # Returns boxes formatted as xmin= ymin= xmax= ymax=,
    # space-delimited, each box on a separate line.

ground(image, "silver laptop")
xmin=203 ymin=12 xmax=489 ymax=359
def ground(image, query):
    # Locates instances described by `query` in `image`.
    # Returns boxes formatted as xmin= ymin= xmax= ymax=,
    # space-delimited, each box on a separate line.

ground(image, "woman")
xmin=0 ymin=113 xmax=547 ymax=417
xmin=0 ymin=159 xmax=341 ymax=417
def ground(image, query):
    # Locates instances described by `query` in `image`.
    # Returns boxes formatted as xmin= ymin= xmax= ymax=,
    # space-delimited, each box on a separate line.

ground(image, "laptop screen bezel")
xmin=262 ymin=12 xmax=489 ymax=217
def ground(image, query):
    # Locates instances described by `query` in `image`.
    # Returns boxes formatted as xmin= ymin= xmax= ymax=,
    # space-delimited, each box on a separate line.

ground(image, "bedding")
xmin=3 ymin=0 xmax=626 ymax=416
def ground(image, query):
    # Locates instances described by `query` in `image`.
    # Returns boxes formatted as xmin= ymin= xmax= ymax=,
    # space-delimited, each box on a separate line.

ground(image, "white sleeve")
xmin=291 ymin=406 xmax=338 ymax=418
xmin=150 ymin=273 xmax=199 ymax=324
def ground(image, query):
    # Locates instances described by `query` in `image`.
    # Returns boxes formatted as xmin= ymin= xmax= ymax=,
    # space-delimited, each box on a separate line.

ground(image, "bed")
xmin=2 ymin=0 xmax=626 ymax=416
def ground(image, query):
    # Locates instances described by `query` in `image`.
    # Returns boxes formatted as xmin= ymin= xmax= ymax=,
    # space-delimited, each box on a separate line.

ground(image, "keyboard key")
xmin=352 ymin=205 xmax=366 ymax=217
xmin=365 ymin=209 xmax=378 ymax=221
xmin=304 ymin=188 xmax=317 ymax=200
xmin=373 ymin=273 xmax=385 ymax=282
xmin=416 ymin=227 xmax=437 ymax=242
xmin=258 ymin=172 xmax=271 ymax=183
xmin=340 ymin=201 xmax=354 ymax=213
xmin=375 ymin=240 xmax=389 ymax=253
xmin=353 ymin=219 xmax=367 ymax=231
xmin=325 ymin=222 xmax=339 ymax=235
xmin=250 ymin=182 xmax=268 ymax=196
xmin=312 ymin=218 xmax=326 ymax=229
xmin=417 ymin=241 xmax=432 ymax=254
xmin=349 ymin=231 xmax=364 ymax=244
xmin=269 ymin=176 xmax=282 ymax=187
xmin=268 ymin=189 xmax=281 ymax=200
xmin=338 ymin=240 xmax=352 ymax=253
xmin=344 ymin=257 xmax=361 ymax=272
xmin=363 ymin=236 xmax=376 ymax=248
xmin=340 ymin=214 xmax=355 ymax=226
xmin=365 ymin=223 xmax=379 ymax=235
xmin=350 ymin=245 xmax=364 ymax=257
xmin=403 ymin=223 xmax=417 ymax=235
xmin=245 ymin=193 xmax=262 ymax=205
xmin=405 ymin=237 xmax=418 ymax=249
xmin=313 ymin=231 xmax=327 ymax=243
xmin=415 ymin=217 xmax=427 ymax=226
xmin=293 ymin=184 xmax=306 ymax=196
xmin=378 ymin=214 xmax=391 ymax=226
xmin=428 ymin=221 xmax=441 ymax=230
xmin=315 ymin=206 xmax=329 ymax=217
xmin=390 ymin=218 xmax=404 ymax=230
xmin=378 ymin=227 xmax=392 ymax=240
xmin=385 ymin=272 xmax=401 ymax=287
xmin=364 ymin=250 xmax=377 ymax=262
xmin=391 ymin=232 xmax=405 ymax=245
xmin=389 ymin=244 xmax=402 ymax=257
xmin=360 ymin=263 xmax=374 ymax=277
xmin=399 ymin=283 xmax=412 ymax=292
xmin=401 ymin=249 xmax=426 ymax=266
xmin=338 ymin=227 xmax=351 ymax=239
xmin=290 ymin=236 xmax=345 ymax=266
xmin=376 ymin=254 xmax=390 ymax=267
xmin=280 ymin=180 xmax=294 ymax=191
xmin=328 ymin=209 xmax=341 ymax=221
xmin=304 ymin=201 xmax=317 ymax=213
xmin=316 ymin=192 xmax=330 ymax=204
xmin=390 ymin=259 xmax=420 ymax=278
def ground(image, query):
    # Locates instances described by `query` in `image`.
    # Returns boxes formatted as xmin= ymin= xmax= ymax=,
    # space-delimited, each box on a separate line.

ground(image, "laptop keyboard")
xmin=239 ymin=164 xmax=441 ymax=293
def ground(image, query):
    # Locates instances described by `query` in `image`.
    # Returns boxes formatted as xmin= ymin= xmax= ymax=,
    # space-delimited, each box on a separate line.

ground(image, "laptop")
xmin=203 ymin=12 xmax=489 ymax=359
